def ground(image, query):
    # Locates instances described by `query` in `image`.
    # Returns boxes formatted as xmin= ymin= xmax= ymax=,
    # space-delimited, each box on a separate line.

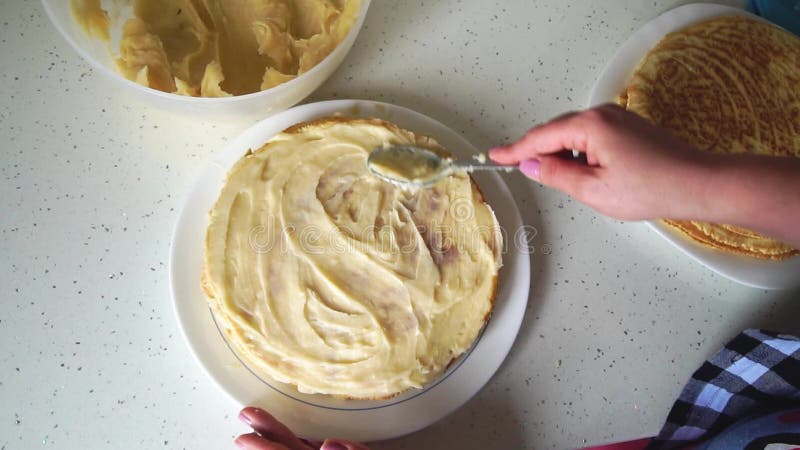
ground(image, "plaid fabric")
xmin=646 ymin=329 xmax=800 ymax=450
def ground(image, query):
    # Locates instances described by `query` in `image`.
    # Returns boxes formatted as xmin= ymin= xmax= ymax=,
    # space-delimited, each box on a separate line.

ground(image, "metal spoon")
xmin=367 ymin=145 xmax=516 ymax=188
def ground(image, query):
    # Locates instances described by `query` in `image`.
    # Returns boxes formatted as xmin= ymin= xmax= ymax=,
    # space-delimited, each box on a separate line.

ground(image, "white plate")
xmin=169 ymin=100 xmax=530 ymax=441
xmin=588 ymin=3 xmax=800 ymax=290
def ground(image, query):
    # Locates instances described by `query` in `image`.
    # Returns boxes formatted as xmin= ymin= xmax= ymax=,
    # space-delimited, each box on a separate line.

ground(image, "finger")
xmin=523 ymin=154 xmax=596 ymax=199
xmin=300 ymin=438 xmax=323 ymax=448
xmin=235 ymin=433 xmax=292 ymax=450
xmin=321 ymin=439 xmax=372 ymax=450
xmin=549 ymin=110 xmax=582 ymax=122
xmin=489 ymin=111 xmax=588 ymax=164
xmin=239 ymin=407 xmax=312 ymax=450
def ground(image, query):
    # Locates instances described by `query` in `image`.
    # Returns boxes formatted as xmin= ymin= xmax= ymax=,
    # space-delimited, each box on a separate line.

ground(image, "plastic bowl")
xmin=41 ymin=0 xmax=371 ymax=121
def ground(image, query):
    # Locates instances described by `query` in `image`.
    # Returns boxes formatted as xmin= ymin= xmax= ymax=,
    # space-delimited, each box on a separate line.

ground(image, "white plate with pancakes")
xmin=589 ymin=3 xmax=800 ymax=290
xmin=170 ymin=100 xmax=530 ymax=441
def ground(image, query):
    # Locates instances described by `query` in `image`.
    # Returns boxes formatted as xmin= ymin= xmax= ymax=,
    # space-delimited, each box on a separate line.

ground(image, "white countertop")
xmin=2 ymin=1 xmax=799 ymax=449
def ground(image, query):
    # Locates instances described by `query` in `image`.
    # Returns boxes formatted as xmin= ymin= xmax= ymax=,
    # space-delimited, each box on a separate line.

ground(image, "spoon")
xmin=367 ymin=145 xmax=516 ymax=187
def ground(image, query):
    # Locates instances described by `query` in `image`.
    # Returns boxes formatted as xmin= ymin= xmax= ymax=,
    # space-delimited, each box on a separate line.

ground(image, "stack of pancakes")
xmin=619 ymin=15 xmax=800 ymax=260
xmin=203 ymin=118 xmax=502 ymax=399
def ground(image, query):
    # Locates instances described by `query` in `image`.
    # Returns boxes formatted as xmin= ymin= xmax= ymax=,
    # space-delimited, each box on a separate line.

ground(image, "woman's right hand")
xmin=488 ymin=104 xmax=800 ymax=248
xmin=488 ymin=104 xmax=713 ymax=221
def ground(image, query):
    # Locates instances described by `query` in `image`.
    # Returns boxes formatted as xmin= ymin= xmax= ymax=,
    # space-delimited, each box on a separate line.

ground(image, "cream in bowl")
xmin=70 ymin=0 xmax=361 ymax=97
xmin=43 ymin=0 xmax=370 ymax=118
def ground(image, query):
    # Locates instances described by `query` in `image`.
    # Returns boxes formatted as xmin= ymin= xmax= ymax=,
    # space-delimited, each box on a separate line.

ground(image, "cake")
xmin=202 ymin=117 xmax=503 ymax=398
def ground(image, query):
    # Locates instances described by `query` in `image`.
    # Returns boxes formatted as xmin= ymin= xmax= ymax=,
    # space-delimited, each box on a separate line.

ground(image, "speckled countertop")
xmin=2 ymin=0 xmax=799 ymax=449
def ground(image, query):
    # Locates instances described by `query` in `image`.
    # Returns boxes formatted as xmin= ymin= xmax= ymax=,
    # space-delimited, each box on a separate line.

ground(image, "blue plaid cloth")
xmin=646 ymin=329 xmax=800 ymax=450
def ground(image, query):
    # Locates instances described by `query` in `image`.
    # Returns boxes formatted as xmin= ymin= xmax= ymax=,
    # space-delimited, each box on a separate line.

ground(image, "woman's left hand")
xmin=236 ymin=407 xmax=370 ymax=450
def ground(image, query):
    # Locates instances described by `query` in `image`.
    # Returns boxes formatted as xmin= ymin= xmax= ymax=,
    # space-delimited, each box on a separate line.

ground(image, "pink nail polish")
xmin=322 ymin=441 xmax=348 ymax=450
xmin=519 ymin=159 xmax=541 ymax=180
xmin=238 ymin=411 xmax=253 ymax=426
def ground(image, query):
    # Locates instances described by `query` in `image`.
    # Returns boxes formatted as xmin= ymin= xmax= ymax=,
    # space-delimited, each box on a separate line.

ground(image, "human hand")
xmin=236 ymin=407 xmax=369 ymax=450
xmin=489 ymin=104 xmax=714 ymax=221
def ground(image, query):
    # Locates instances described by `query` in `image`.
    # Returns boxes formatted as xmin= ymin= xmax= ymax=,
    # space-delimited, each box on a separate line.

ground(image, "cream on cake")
xmin=202 ymin=118 xmax=502 ymax=399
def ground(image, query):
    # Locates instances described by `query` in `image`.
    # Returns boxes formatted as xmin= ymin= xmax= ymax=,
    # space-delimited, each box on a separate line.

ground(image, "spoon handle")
xmin=452 ymin=161 xmax=518 ymax=173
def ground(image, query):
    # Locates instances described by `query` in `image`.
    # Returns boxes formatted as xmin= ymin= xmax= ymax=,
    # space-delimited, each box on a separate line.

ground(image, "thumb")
xmin=320 ymin=439 xmax=371 ymax=450
xmin=521 ymin=155 xmax=595 ymax=198
xmin=488 ymin=110 xmax=585 ymax=165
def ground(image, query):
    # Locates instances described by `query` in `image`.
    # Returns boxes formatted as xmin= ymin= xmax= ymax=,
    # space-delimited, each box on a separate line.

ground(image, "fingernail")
xmin=238 ymin=411 xmax=253 ymax=426
xmin=487 ymin=147 xmax=504 ymax=157
xmin=321 ymin=441 xmax=348 ymax=450
xmin=519 ymin=159 xmax=541 ymax=180
xmin=234 ymin=437 xmax=248 ymax=449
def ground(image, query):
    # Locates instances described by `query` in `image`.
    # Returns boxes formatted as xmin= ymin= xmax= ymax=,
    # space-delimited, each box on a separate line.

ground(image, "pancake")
xmin=202 ymin=117 xmax=503 ymax=399
xmin=662 ymin=220 xmax=796 ymax=259
xmin=619 ymin=15 xmax=800 ymax=260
